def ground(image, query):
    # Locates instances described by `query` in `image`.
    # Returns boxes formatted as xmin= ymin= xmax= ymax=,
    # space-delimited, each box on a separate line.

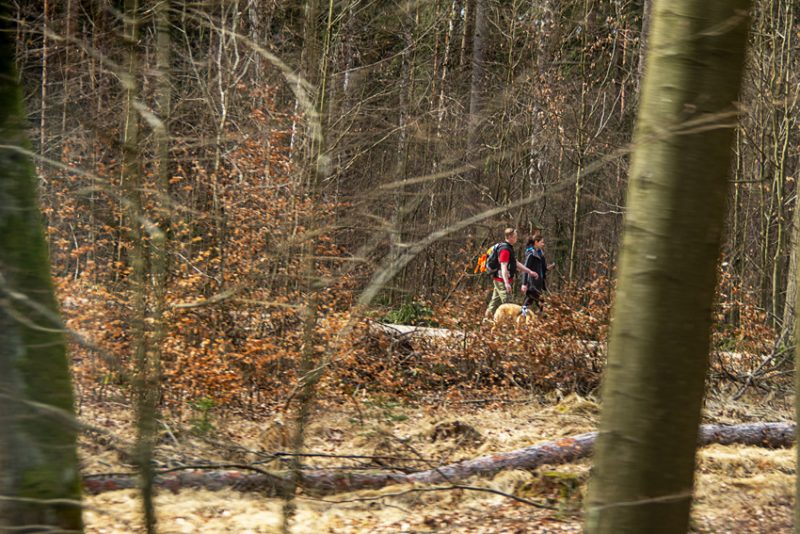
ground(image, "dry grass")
xmin=79 ymin=392 xmax=795 ymax=533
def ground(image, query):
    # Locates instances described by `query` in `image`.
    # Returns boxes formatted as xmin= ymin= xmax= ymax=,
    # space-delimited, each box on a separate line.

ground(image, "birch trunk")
xmin=585 ymin=2 xmax=753 ymax=532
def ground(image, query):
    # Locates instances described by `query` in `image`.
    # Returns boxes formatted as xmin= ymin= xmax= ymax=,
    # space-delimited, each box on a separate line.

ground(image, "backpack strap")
xmin=488 ymin=242 xmax=513 ymax=276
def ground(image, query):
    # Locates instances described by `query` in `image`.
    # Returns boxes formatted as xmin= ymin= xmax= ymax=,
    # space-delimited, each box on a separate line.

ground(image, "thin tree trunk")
xmin=459 ymin=0 xmax=470 ymax=68
xmin=283 ymin=1 xmax=330 ymax=529
xmin=782 ymin=196 xmax=800 ymax=337
xmin=769 ymin=0 xmax=795 ymax=327
xmin=637 ymin=0 xmax=651 ymax=85
xmin=795 ymin=209 xmax=800 ymax=534
xmin=40 ymin=0 xmax=48 ymax=152
xmin=156 ymin=0 xmax=171 ymax=219
xmin=0 ymin=4 xmax=82 ymax=527
xmin=585 ymin=2 xmax=753 ymax=532
xmin=149 ymin=0 xmax=171 ymax=524
xmin=61 ymin=0 xmax=76 ymax=138
xmin=467 ymin=0 xmax=488 ymax=151
xmin=121 ymin=1 xmax=156 ymax=532
xmin=568 ymin=156 xmax=583 ymax=282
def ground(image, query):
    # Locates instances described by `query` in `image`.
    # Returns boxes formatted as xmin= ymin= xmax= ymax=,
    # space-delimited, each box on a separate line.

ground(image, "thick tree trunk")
xmin=0 ymin=4 xmax=83 ymax=529
xmin=584 ymin=2 xmax=753 ymax=533
xmin=82 ymin=422 xmax=795 ymax=497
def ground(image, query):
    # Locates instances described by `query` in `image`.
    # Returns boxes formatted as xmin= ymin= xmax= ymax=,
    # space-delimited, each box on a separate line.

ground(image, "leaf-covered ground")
xmin=79 ymin=389 xmax=794 ymax=533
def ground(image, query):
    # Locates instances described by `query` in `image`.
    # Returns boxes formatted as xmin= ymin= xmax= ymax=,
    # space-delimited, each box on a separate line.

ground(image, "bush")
xmin=382 ymin=300 xmax=438 ymax=327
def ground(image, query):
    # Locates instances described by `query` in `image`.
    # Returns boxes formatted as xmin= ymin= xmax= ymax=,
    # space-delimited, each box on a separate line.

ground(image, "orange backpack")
xmin=474 ymin=243 xmax=499 ymax=274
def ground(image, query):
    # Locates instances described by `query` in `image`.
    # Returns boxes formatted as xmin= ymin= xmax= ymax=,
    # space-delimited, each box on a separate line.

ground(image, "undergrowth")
xmin=64 ymin=267 xmax=779 ymax=412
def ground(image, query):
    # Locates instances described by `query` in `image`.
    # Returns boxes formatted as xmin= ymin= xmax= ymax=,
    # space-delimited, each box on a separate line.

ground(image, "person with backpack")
xmin=521 ymin=235 xmax=554 ymax=315
xmin=483 ymin=228 xmax=539 ymax=321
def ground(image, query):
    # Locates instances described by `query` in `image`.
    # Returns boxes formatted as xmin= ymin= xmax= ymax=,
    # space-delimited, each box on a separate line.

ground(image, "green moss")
xmin=0 ymin=3 xmax=83 ymax=529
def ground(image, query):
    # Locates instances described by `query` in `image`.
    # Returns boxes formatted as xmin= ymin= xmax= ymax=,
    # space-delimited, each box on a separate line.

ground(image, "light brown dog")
xmin=493 ymin=303 xmax=534 ymax=327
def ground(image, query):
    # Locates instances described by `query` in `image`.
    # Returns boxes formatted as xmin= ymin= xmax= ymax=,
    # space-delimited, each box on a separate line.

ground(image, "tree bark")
xmin=467 ymin=0 xmax=488 ymax=152
xmin=152 ymin=0 xmax=171 ymax=381
xmin=584 ymin=2 xmax=753 ymax=533
xmin=121 ymin=1 xmax=157 ymax=532
xmin=796 ymin=246 xmax=800 ymax=534
xmin=0 ymin=4 xmax=82 ymax=528
xmin=82 ymin=422 xmax=795 ymax=497
xmin=782 ymin=195 xmax=800 ymax=338
xmin=39 ymin=0 xmax=49 ymax=152
xmin=637 ymin=0 xmax=651 ymax=85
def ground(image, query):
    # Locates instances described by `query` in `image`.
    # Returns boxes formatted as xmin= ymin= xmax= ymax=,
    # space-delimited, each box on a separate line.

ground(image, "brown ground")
xmin=79 ymin=389 xmax=795 ymax=533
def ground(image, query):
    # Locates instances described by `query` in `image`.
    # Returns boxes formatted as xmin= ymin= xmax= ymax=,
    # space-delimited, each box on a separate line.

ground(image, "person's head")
xmin=532 ymin=235 xmax=544 ymax=250
xmin=504 ymin=227 xmax=518 ymax=245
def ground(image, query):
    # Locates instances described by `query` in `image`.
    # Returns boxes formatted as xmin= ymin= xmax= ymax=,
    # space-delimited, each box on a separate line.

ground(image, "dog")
xmin=493 ymin=303 xmax=534 ymax=327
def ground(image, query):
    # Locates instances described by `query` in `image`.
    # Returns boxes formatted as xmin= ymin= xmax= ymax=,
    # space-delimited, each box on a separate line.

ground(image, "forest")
xmin=0 ymin=0 xmax=799 ymax=532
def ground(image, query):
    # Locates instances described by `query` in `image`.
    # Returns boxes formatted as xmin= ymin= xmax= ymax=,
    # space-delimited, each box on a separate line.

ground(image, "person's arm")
xmin=517 ymin=261 xmax=538 ymax=279
xmin=500 ymin=262 xmax=512 ymax=291
xmin=521 ymin=256 xmax=531 ymax=288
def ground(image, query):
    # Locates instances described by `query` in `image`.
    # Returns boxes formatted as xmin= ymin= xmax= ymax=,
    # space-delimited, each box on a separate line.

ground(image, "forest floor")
xmin=78 ymin=387 xmax=795 ymax=533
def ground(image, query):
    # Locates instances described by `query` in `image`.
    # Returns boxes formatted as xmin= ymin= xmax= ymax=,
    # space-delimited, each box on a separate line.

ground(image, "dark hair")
xmin=527 ymin=235 xmax=543 ymax=247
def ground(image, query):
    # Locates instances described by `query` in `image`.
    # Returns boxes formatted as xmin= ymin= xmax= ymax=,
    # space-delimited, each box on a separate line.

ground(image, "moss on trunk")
xmin=0 ymin=2 xmax=83 ymax=529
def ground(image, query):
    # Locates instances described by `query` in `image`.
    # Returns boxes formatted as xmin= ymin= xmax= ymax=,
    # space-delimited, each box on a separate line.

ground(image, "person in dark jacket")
xmin=521 ymin=235 xmax=554 ymax=315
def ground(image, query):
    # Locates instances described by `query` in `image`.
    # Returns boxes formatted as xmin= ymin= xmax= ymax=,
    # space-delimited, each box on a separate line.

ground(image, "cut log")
xmin=83 ymin=422 xmax=794 ymax=496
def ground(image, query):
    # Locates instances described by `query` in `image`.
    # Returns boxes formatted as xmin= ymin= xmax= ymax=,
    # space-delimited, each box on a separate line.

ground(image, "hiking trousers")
xmin=523 ymin=288 xmax=543 ymax=312
xmin=485 ymin=280 xmax=512 ymax=317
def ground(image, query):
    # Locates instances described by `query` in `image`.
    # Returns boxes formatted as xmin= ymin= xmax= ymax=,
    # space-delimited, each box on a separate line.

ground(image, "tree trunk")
xmin=796 ymin=240 xmax=800 ymax=534
xmin=121 ymin=1 xmax=157 ymax=532
xmin=584 ymin=2 xmax=753 ymax=533
xmin=781 ymin=195 xmax=800 ymax=339
xmin=82 ymin=422 xmax=795 ymax=497
xmin=637 ymin=0 xmax=652 ymax=84
xmin=283 ymin=0 xmax=332 ymax=528
xmin=467 ymin=0 xmax=488 ymax=151
xmin=153 ymin=0 xmax=172 ymax=363
xmin=0 ymin=4 xmax=82 ymax=528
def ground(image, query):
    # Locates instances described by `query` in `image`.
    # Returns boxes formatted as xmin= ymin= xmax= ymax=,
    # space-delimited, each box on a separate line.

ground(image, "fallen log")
xmin=369 ymin=321 xmax=464 ymax=340
xmin=83 ymin=422 xmax=794 ymax=496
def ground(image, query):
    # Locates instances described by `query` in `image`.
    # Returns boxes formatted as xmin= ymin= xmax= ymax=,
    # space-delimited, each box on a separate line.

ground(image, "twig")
xmin=732 ymin=332 xmax=792 ymax=400
xmin=159 ymin=420 xmax=180 ymax=447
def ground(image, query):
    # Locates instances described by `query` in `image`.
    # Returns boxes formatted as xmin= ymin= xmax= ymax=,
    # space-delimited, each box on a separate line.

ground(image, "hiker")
xmin=521 ymin=235 xmax=554 ymax=315
xmin=483 ymin=228 xmax=539 ymax=321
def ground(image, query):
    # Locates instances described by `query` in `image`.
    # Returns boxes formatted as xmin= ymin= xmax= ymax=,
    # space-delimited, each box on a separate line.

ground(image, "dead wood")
xmin=83 ymin=422 xmax=794 ymax=496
